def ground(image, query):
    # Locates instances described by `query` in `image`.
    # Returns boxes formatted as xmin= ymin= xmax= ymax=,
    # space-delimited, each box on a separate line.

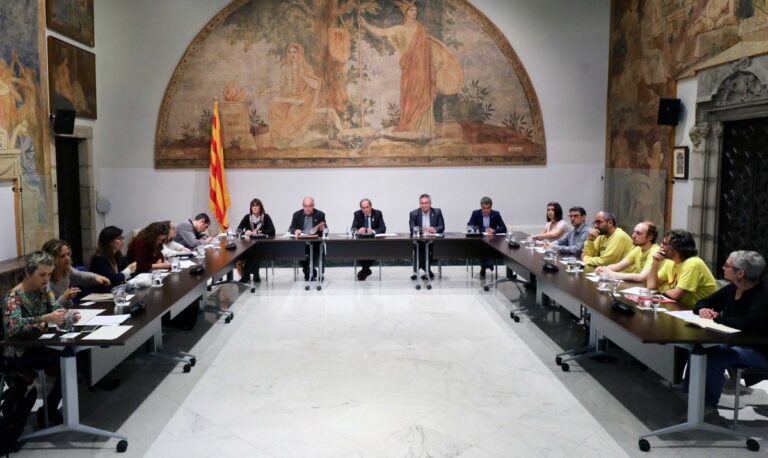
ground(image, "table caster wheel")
xmin=225 ymin=316 xmax=232 ymax=323
xmin=190 ymin=358 xmax=197 ymax=367
xmin=316 ymin=285 xmax=322 ymax=291
xmin=638 ymin=439 xmax=650 ymax=452
xmin=250 ymin=287 xmax=255 ymax=293
xmin=510 ymin=311 xmax=515 ymax=319
xmin=514 ymin=316 xmax=520 ymax=322
xmin=305 ymin=285 xmax=310 ymax=291
xmin=117 ymin=440 xmax=128 ymax=453
xmin=183 ymin=364 xmax=191 ymax=373
xmin=747 ymin=438 xmax=759 ymax=451
xmin=426 ymin=284 xmax=432 ymax=290
xmin=555 ymin=356 xmax=562 ymax=366
xmin=415 ymin=284 xmax=421 ymax=290
xmin=483 ymin=286 xmax=490 ymax=292
xmin=561 ymin=362 xmax=570 ymax=372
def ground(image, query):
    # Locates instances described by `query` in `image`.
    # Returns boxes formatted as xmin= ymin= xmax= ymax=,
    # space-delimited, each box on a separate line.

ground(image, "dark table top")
xmin=2 ymin=238 xmax=254 ymax=348
xmin=483 ymin=235 xmax=768 ymax=347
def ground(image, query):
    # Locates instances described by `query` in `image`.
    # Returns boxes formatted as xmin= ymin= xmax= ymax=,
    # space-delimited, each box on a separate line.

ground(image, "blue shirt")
xmin=552 ymin=223 xmax=589 ymax=256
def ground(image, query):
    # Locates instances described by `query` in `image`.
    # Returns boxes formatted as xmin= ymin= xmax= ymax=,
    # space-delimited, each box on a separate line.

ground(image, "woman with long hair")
xmin=42 ymin=239 xmax=110 ymax=304
xmin=127 ymin=222 xmax=171 ymax=273
xmin=89 ymin=226 xmax=137 ymax=289
xmin=236 ymin=198 xmax=276 ymax=282
xmin=532 ymin=202 xmax=569 ymax=241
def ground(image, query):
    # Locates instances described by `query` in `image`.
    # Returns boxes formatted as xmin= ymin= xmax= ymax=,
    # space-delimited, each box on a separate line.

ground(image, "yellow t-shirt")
xmin=582 ymin=227 xmax=633 ymax=267
xmin=657 ymin=256 xmax=718 ymax=308
xmin=625 ymin=244 xmax=660 ymax=273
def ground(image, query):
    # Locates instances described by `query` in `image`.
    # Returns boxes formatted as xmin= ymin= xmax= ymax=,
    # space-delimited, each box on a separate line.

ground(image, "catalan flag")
xmin=209 ymin=100 xmax=231 ymax=229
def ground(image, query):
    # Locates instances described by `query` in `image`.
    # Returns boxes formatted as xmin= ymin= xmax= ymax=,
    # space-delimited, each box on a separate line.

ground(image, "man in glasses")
xmin=546 ymin=206 xmax=589 ymax=257
xmin=647 ymin=229 xmax=717 ymax=308
xmin=581 ymin=210 xmax=633 ymax=268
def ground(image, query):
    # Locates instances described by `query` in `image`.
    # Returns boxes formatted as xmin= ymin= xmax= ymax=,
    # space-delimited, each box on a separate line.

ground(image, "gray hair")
xmin=24 ymin=251 xmax=54 ymax=276
xmin=730 ymin=250 xmax=766 ymax=282
xmin=480 ymin=196 xmax=492 ymax=207
xmin=419 ymin=193 xmax=431 ymax=201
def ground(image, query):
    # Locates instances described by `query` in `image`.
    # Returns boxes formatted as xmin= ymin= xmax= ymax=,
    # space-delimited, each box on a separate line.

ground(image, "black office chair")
xmin=733 ymin=365 xmax=768 ymax=428
xmin=0 ymin=359 xmax=49 ymax=427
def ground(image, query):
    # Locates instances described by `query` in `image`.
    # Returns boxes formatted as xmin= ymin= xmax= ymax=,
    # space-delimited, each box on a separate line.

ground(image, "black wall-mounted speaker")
xmin=51 ymin=109 xmax=76 ymax=135
xmin=657 ymin=98 xmax=681 ymax=126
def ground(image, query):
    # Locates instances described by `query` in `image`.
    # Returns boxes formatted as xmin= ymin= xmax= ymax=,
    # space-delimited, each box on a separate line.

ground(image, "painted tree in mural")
xmin=224 ymin=0 xmax=462 ymax=130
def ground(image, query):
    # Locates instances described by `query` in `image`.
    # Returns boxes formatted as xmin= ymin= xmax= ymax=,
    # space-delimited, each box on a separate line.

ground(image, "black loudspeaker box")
xmin=657 ymin=98 xmax=680 ymax=126
xmin=52 ymin=109 xmax=76 ymax=134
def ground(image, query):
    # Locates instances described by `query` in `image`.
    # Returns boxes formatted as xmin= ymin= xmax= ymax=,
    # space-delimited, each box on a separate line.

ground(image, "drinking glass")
xmin=151 ymin=270 xmax=163 ymax=288
xmin=525 ymin=236 xmax=534 ymax=249
xmin=598 ymin=272 xmax=610 ymax=291
xmin=170 ymin=256 xmax=181 ymax=272
xmin=507 ymin=232 xmax=516 ymax=242
xmin=466 ymin=225 xmax=473 ymax=234
xmin=651 ymin=294 xmax=663 ymax=313
xmin=322 ymin=227 xmax=329 ymax=239
xmin=638 ymin=288 xmax=652 ymax=308
xmin=610 ymin=279 xmax=621 ymax=294
xmin=112 ymin=285 xmax=128 ymax=307
xmin=227 ymin=230 xmax=235 ymax=241
xmin=196 ymin=245 xmax=205 ymax=258
xmin=413 ymin=226 xmax=420 ymax=238
xmin=61 ymin=310 xmax=77 ymax=332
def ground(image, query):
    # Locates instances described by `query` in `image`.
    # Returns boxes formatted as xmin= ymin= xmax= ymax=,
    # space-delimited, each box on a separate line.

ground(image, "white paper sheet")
xmin=179 ymin=260 xmax=197 ymax=269
xmin=80 ymin=293 xmax=113 ymax=302
xmin=82 ymin=325 xmax=132 ymax=341
xmin=620 ymin=286 xmax=657 ymax=295
xmin=83 ymin=314 xmax=131 ymax=326
xmin=70 ymin=308 xmax=105 ymax=324
xmin=374 ymin=233 xmax=400 ymax=238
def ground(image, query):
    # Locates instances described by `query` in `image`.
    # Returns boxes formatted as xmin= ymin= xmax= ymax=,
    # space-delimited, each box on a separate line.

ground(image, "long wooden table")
xmin=4 ymin=233 xmax=768 ymax=452
xmin=1 ymin=237 xmax=255 ymax=452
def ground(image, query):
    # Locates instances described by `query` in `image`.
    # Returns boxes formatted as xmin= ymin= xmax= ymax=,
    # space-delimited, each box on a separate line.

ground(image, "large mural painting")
xmin=0 ymin=0 xmax=54 ymax=253
xmin=156 ymin=0 xmax=545 ymax=168
xmin=607 ymin=0 xmax=768 ymax=230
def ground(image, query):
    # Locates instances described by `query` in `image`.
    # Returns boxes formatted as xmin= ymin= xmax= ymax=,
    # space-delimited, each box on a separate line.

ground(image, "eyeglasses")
xmin=593 ymin=219 xmax=605 ymax=225
xmin=569 ymin=214 xmax=582 ymax=218
xmin=723 ymin=263 xmax=742 ymax=271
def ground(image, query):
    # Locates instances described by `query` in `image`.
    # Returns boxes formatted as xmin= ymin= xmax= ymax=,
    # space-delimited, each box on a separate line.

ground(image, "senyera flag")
xmin=209 ymin=100 xmax=231 ymax=229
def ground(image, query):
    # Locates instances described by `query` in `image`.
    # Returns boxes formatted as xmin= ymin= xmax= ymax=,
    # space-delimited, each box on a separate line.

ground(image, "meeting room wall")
xmin=93 ymin=0 xmax=609 ymax=235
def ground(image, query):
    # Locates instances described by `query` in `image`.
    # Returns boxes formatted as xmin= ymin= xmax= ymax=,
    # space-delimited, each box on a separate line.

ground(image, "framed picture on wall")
xmin=47 ymin=36 xmax=97 ymax=119
xmin=673 ymin=146 xmax=689 ymax=180
xmin=45 ymin=0 xmax=94 ymax=47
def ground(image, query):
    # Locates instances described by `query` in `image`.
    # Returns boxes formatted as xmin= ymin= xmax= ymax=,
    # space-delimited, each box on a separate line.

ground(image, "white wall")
xmin=670 ymin=76 xmax=697 ymax=229
xmin=93 ymin=0 xmax=610 ymax=234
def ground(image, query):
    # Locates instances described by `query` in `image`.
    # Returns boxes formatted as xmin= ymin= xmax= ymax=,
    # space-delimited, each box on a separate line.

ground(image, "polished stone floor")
xmin=11 ymin=266 xmax=768 ymax=457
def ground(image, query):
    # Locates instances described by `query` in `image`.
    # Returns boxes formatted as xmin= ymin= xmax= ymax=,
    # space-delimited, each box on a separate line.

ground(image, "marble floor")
xmin=11 ymin=266 xmax=768 ymax=457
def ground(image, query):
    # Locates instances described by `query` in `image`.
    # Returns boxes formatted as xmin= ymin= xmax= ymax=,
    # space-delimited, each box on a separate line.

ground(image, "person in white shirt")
xmin=532 ymin=201 xmax=569 ymax=241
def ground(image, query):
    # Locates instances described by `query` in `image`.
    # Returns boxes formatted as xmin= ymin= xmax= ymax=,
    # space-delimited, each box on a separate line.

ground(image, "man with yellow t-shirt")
xmin=595 ymin=221 xmax=669 ymax=283
xmin=647 ymin=229 xmax=718 ymax=308
xmin=581 ymin=211 xmax=633 ymax=268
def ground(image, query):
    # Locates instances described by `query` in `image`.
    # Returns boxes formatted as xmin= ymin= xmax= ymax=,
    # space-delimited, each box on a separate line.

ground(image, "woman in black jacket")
xmin=691 ymin=250 xmax=768 ymax=410
xmin=236 ymin=198 xmax=275 ymax=282
xmin=89 ymin=226 xmax=136 ymax=289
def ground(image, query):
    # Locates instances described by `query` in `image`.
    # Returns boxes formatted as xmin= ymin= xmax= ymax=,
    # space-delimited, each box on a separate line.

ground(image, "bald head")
xmin=302 ymin=197 xmax=315 ymax=215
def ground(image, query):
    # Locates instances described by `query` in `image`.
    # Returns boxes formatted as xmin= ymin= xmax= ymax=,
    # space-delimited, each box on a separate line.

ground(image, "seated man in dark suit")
xmin=288 ymin=197 xmax=327 ymax=280
xmin=408 ymin=193 xmax=445 ymax=280
xmin=467 ymin=196 xmax=507 ymax=277
xmin=351 ymin=198 xmax=387 ymax=280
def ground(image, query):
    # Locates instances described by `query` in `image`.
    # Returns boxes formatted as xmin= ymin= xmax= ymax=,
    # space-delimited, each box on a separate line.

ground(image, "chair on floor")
xmin=733 ymin=365 xmax=768 ymax=428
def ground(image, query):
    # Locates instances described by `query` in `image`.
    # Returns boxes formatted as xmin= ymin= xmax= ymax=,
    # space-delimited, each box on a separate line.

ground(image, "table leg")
xmin=20 ymin=348 xmax=128 ymax=446
xmin=639 ymin=345 xmax=755 ymax=450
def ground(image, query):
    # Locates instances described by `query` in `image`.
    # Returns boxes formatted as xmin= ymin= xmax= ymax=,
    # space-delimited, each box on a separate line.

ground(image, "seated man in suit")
xmin=409 ymin=193 xmax=445 ymax=280
xmin=289 ymin=197 xmax=327 ymax=281
xmin=467 ymin=196 xmax=507 ymax=277
xmin=174 ymin=213 xmax=213 ymax=249
xmin=351 ymin=198 xmax=387 ymax=281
